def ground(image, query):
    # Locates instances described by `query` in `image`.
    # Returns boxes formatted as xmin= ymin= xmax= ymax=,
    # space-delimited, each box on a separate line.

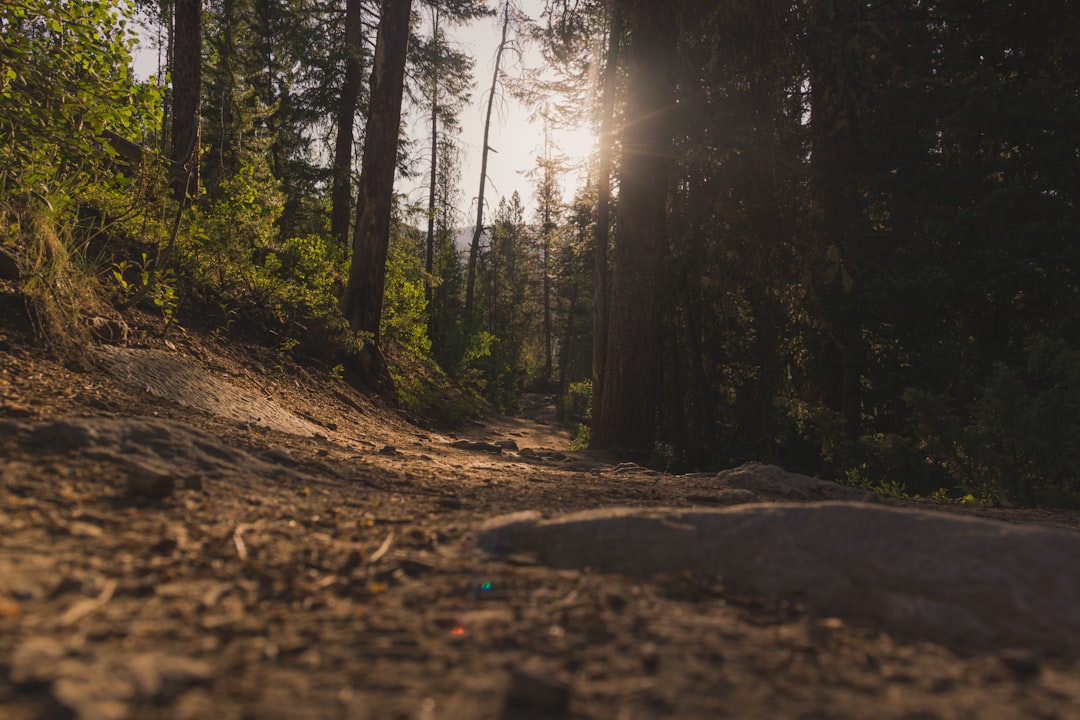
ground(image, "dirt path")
xmin=2 ymin=322 xmax=1080 ymax=719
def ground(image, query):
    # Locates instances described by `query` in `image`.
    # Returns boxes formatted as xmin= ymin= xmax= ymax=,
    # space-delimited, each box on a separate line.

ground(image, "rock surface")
xmin=96 ymin=346 xmax=320 ymax=436
xmin=477 ymin=501 xmax=1080 ymax=656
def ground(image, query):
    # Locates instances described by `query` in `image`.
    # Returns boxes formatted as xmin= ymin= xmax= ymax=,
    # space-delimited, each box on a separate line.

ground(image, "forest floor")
xmin=2 ymin=295 xmax=1080 ymax=719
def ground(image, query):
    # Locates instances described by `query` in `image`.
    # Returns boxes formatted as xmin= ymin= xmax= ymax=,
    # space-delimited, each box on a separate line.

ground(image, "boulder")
xmin=477 ymin=502 xmax=1080 ymax=656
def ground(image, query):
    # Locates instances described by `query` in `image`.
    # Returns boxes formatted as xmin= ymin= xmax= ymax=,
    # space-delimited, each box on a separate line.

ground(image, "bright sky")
xmin=401 ymin=0 xmax=597 ymax=223
xmin=132 ymin=0 xmax=597 ymax=223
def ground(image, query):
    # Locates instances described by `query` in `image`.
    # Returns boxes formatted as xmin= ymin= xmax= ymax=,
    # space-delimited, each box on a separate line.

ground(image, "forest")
xmin=3 ymin=0 xmax=1080 ymax=507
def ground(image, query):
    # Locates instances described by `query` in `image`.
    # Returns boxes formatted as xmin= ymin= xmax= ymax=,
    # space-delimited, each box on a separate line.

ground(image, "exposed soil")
xmin=2 ymin=300 xmax=1080 ymax=719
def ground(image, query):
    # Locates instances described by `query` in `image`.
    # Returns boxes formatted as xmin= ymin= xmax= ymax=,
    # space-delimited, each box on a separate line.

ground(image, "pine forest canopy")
xmin=2 ymin=0 xmax=1080 ymax=507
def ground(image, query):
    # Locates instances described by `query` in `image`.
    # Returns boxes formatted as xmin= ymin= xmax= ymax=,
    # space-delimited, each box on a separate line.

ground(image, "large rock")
xmin=713 ymin=463 xmax=874 ymax=502
xmin=96 ymin=346 xmax=320 ymax=436
xmin=477 ymin=502 xmax=1080 ymax=656
xmin=13 ymin=415 xmax=301 ymax=486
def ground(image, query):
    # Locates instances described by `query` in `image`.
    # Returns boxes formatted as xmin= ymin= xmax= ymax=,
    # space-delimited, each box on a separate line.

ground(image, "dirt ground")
xmin=2 ymin=302 xmax=1080 ymax=719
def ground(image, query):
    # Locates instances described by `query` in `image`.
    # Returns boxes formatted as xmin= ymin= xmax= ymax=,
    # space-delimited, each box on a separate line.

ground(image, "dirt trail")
xmin=2 ymin=325 xmax=1080 ymax=719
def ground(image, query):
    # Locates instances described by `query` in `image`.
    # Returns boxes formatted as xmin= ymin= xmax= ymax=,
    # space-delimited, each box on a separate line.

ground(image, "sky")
xmin=399 ymin=0 xmax=597 ymax=223
xmin=133 ymin=0 xmax=598 ymax=225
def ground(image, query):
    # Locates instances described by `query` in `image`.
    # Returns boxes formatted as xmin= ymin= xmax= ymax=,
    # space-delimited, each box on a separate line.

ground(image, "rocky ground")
xmin=2 ymin=303 xmax=1080 ymax=719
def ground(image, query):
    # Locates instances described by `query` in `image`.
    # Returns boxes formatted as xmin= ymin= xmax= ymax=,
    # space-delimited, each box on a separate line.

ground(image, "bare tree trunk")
xmin=331 ymin=0 xmax=365 ymax=249
xmin=590 ymin=4 xmax=621 ymax=429
xmin=558 ymin=280 xmax=578 ymax=392
xmin=425 ymin=8 xmax=440 ymax=294
xmin=542 ymin=212 xmax=553 ymax=382
xmin=339 ymin=0 xmax=412 ymax=342
xmin=171 ymin=0 xmax=201 ymax=200
xmin=159 ymin=0 xmax=174 ymax=154
xmin=464 ymin=1 xmax=510 ymax=321
xmin=592 ymin=0 xmax=677 ymax=452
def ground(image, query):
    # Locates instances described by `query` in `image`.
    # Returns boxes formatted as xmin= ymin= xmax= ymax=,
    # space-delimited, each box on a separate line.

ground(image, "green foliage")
xmin=0 ymin=0 xmax=160 ymax=192
xmin=558 ymin=379 xmax=592 ymax=424
xmin=381 ymin=228 xmax=432 ymax=357
xmin=0 ymin=0 xmax=167 ymax=348
xmin=907 ymin=336 xmax=1080 ymax=507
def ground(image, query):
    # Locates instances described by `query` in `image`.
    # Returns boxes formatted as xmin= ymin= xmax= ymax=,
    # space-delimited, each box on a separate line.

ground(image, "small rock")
xmin=504 ymin=668 xmax=570 ymax=714
xmin=379 ymin=445 xmax=398 ymax=455
xmin=450 ymin=440 xmax=502 ymax=454
xmin=518 ymin=447 xmax=537 ymax=458
xmin=495 ymin=439 xmax=519 ymax=451
xmin=126 ymin=466 xmax=175 ymax=498
xmin=439 ymin=497 xmax=463 ymax=510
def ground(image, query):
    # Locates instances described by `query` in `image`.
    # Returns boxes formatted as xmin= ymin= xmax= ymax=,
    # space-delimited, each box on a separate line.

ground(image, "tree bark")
xmin=331 ymin=0 xmax=365 ymax=249
xmin=339 ymin=0 xmax=413 ymax=340
xmin=590 ymin=4 xmax=621 ymax=429
xmin=592 ymin=0 xmax=677 ymax=452
xmin=425 ymin=9 xmax=440 ymax=293
xmin=807 ymin=0 xmax=864 ymax=441
xmin=171 ymin=0 xmax=201 ymax=200
xmin=464 ymin=1 xmax=510 ymax=322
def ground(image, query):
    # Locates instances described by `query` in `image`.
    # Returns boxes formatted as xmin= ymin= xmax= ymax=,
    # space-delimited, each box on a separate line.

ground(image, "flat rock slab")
xmin=477 ymin=502 xmax=1080 ymax=656
xmin=9 ymin=415 xmax=297 ymax=485
xmin=96 ymin=346 xmax=320 ymax=437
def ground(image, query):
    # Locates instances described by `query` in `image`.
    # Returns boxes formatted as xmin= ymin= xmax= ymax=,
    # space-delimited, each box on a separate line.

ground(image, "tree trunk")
xmin=425 ymin=9 xmax=440 ymax=294
xmin=331 ymin=0 xmax=365 ymax=249
xmin=808 ymin=0 xmax=864 ymax=442
xmin=339 ymin=0 xmax=413 ymax=341
xmin=464 ymin=1 xmax=510 ymax=322
xmin=171 ymin=0 xmax=201 ymax=200
xmin=542 ymin=214 xmax=553 ymax=382
xmin=592 ymin=0 xmax=677 ymax=452
xmin=590 ymin=4 xmax=621 ymax=429
xmin=558 ymin=280 xmax=579 ymax=392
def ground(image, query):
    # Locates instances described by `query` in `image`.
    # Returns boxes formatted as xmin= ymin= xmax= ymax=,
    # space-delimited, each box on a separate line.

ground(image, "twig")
xmin=368 ymin=531 xmax=394 ymax=565
xmin=232 ymin=525 xmax=249 ymax=562
xmin=60 ymin=579 xmax=117 ymax=626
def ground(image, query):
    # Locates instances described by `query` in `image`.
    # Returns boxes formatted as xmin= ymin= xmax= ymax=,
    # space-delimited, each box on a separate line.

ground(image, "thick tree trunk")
xmin=590 ymin=5 xmax=621 ymax=429
xmin=808 ymin=0 xmax=863 ymax=442
xmin=464 ymin=2 xmax=510 ymax=322
xmin=331 ymin=0 xmax=365 ymax=249
xmin=592 ymin=0 xmax=677 ymax=452
xmin=171 ymin=0 xmax=201 ymax=200
xmin=339 ymin=0 xmax=413 ymax=340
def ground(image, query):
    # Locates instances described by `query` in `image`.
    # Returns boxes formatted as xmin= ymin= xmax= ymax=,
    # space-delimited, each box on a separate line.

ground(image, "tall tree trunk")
xmin=159 ymin=0 xmax=174 ymax=154
xmin=339 ymin=0 xmax=413 ymax=341
xmin=464 ymin=1 xmax=510 ymax=321
xmin=542 ymin=213 xmax=553 ymax=382
xmin=808 ymin=0 xmax=863 ymax=442
xmin=425 ymin=9 xmax=440 ymax=295
xmin=171 ymin=0 xmax=201 ymax=200
xmin=590 ymin=4 xmax=621 ymax=429
xmin=592 ymin=0 xmax=677 ymax=452
xmin=558 ymin=280 xmax=579 ymax=392
xmin=331 ymin=0 xmax=365 ymax=249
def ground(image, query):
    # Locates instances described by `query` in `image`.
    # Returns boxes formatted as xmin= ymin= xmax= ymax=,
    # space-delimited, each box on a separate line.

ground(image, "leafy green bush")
xmin=558 ymin=380 xmax=592 ymax=423
xmin=1 ymin=0 xmax=165 ymax=348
